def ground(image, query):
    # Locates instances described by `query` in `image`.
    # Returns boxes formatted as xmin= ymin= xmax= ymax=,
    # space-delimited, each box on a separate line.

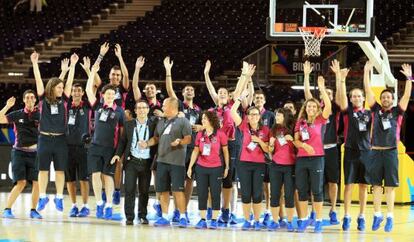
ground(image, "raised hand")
xmin=70 ymin=53 xmax=79 ymax=66
xmin=80 ymin=56 xmax=91 ymax=71
xmin=204 ymin=60 xmax=211 ymax=74
xmin=340 ymin=68 xmax=350 ymax=79
xmin=400 ymin=63 xmax=412 ymax=78
xmin=6 ymin=97 xmax=16 ymax=108
xmin=242 ymin=61 xmax=249 ymax=74
xmin=163 ymin=56 xmax=173 ymax=70
xmin=100 ymin=42 xmax=110 ymax=56
xmin=330 ymin=59 xmax=340 ymax=74
xmin=304 ymin=61 xmax=313 ymax=75
xmin=247 ymin=64 xmax=256 ymax=77
xmin=135 ymin=56 xmax=145 ymax=69
xmin=114 ymin=44 xmax=122 ymax=58
xmin=317 ymin=75 xmax=325 ymax=90
xmin=61 ymin=58 xmax=70 ymax=73
xmin=30 ymin=52 xmax=39 ymax=64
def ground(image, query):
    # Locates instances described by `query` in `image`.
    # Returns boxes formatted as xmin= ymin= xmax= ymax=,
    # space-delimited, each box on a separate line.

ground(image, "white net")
xmin=299 ymin=27 xmax=327 ymax=57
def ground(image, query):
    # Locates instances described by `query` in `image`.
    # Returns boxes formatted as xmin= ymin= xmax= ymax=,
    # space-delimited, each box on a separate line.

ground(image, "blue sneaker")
xmin=279 ymin=218 xmax=288 ymax=228
xmin=297 ymin=219 xmax=309 ymax=233
xmin=267 ymin=221 xmax=280 ymax=231
xmin=384 ymin=217 xmax=393 ymax=232
xmin=154 ymin=217 xmax=170 ymax=226
xmin=342 ymin=216 xmax=351 ymax=231
xmin=262 ymin=212 xmax=271 ymax=226
xmin=96 ymin=204 xmax=104 ymax=219
xmin=357 ymin=217 xmax=366 ymax=231
xmin=210 ymin=219 xmax=218 ymax=229
xmin=69 ymin=206 xmax=79 ymax=217
xmin=372 ymin=215 xmax=384 ymax=231
xmin=112 ymin=190 xmax=121 ymax=205
xmin=37 ymin=197 xmax=49 ymax=211
xmin=206 ymin=208 xmax=213 ymax=220
xmin=30 ymin=210 xmax=42 ymax=219
xmin=219 ymin=208 xmax=230 ymax=223
xmin=153 ymin=203 xmax=162 ymax=217
xmin=309 ymin=211 xmax=316 ymax=226
xmin=178 ymin=217 xmax=188 ymax=228
xmin=229 ymin=213 xmax=238 ymax=225
xmin=102 ymin=191 xmax=107 ymax=203
xmin=78 ymin=207 xmax=90 ymax=217
xmin=104 ymin=207 xmax=113 ymax=220
xmin=314 ymin=220 xmax=323 ymax=233
xmin=242 ymin=220 xmax=251 ymax=230
xmin=185 ymin=212 xmax=190 ymax=223
xmin=172 ymin=209 xmax=180 ymax=223
xmin=53 ymin=198 xmax=63 ymax=212
xmin=254 ymin=220 xmax=265 ymax=231
xmin=287 ymin=222 xmax=294 ymax=232
xmin=329 ymin=211 xmax=339 ymax=225
xmin=3 ymin=209 xmax=15 ymax=219
xmin=195 ymin=219 xmax=207 ymax=229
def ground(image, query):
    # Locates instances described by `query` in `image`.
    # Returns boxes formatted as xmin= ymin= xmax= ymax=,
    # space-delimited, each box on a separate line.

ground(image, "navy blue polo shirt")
xmin=148 ymin=98 xmax=163 ymax=118
xmin=38 ymin=94 xmax=69 ymax=133
xmin=260 ymin=108 xmax=275 ymax=128
xmin=91 ymin=102 xmax=124 ymax=148
xmin=6 ymin=108 xmax=40 ymax=148
xmin=179 ymin=100 xmax=201 ymax=149
xmin=371 ymin=102 xmax=404 ymax=148
xmin=342 ymin=105 xmax=372 ymax=151
xmin=324 ymin=103 xmax=340 ymax=145
xmin=66 ymin=100 xmax=92 ymax=146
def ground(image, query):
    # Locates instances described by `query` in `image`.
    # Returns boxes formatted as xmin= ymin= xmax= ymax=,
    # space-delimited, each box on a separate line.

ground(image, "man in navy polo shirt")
xmin=65 ymin=83 xmax=92 ymax=217
xmin=0 ymin=91 xmax=42 ymax=219
xmin=163 ymin=56 xmax=203 ymax=222
xmin=364 ymin=62 xmax=412 ymax=232
xmin=85 ymin=63 xmax=125 ymax=219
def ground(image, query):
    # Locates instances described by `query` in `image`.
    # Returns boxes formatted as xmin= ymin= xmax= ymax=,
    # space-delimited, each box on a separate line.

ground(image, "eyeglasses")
xmin=136 ymin=106 xmax=149 ymax=109
xmin=248 ymin=113 xmax=260 ymax=116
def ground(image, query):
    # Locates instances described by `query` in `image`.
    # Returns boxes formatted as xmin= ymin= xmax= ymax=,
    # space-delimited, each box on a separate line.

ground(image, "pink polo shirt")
xmin=294 ymin=115 xmax=327 ymax=157
xmin=272 ymin=127 xmax=296 ymax=165
xmin=239 ymin=119 xmax=270 ymax=163
xmin=195 ymin=130 xmax=228 ymax=168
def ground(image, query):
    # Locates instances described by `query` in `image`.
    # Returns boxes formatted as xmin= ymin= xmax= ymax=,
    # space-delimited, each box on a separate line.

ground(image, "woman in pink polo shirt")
xmin=231 ymin=90 xmax=270 ymax=231
xmin=267 ymin=107 xmax=296 ymax=232
xmin=187 ymin=111 xmax=229 ymax=229
xmin=293 ymin=76 xmax=331 ymax=233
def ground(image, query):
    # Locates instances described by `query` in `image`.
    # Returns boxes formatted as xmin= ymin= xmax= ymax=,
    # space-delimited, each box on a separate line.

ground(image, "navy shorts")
xmin=87 ymin=144 xmax=116 ymax=176
xmin=11 ymin=149 xmax=38 ymax=183
xmin=66 ymin=145 xmax=89 ymax=182
xmin=366 ymin=149 xmax=399 ymax=187
xmin=37 ymin=134 xmax=68 ymax=171
xmin=343 ymin=147 xmax=370 ymax=185
xmin=324 ymin=146 xmax=340 ymax=183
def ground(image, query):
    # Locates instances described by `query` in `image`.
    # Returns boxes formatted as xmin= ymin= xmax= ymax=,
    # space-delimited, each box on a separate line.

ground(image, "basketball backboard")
xmin=267 ymin=0 xmax=375 ymax=41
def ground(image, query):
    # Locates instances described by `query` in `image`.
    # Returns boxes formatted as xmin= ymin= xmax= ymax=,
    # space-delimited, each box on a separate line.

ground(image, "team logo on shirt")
xmin=18 ymin=119 xmax=24 ymax=123
xmin=110 ymin=112 xmax=116 ymax=119
xmin=79 ymin=109 xmax=85 ymax=116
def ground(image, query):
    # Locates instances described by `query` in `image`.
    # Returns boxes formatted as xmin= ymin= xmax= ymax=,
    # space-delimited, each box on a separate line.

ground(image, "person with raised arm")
xmin=0 ymin=92 xmax=42 ymax=219
xmin=364 ymin=62 xmax=412 ymax=232
xmin=294 ymin=76 xmax=331 ymax=233
xmin=31 ymin=52 xmax=78 ymax=213
xmin=164 ymin=56 xmax=202 ymax=222
xmin=85 ymin=63 xmax=125 ymax=219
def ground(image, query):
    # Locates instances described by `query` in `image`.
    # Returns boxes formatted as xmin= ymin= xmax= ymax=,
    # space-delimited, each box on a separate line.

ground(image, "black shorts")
xmin=87 ymin=144 xmax=116 ymax=176
xmin=367 ymin=149 xmax=399 ymax=187
xmin=155 ymin=162 xmax=185 ymax=192
xmin=11 ymin=149 xmax=38 ymax=183
xmin=66 ymin=145 xmax=89 ymax=182
xmin=37 ymin=134 xmax=68 ymax=171
xmin=324 ymin=146 xmax=340 ymax=183
xmin=343 ymin=148 xmax=370 ymax=185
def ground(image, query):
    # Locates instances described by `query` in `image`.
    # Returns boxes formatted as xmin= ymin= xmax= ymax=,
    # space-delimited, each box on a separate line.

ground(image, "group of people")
xmin=0 ymin=42 xmax=412 ymax=233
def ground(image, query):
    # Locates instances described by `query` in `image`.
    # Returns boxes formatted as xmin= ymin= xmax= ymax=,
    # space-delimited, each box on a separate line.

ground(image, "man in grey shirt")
xmin=142 ymin=97 xmax=192 ymax=227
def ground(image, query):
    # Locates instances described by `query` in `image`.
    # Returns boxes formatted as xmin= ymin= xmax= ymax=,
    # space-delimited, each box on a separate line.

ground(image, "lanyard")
xmin=135 ymin=120 xmax=148 ymax=148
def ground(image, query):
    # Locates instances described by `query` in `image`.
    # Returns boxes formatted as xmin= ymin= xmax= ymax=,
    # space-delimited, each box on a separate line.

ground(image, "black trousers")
xmin=124 ymin=157 xmax=152 ymax=221
xmin=195 ymin=165 xmax=223 ymax=210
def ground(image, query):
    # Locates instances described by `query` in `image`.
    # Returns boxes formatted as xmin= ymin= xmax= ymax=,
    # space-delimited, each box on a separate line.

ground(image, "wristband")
xmin=408 ymin=76 xmax=413 ymax=81
xmin=166 ymin=75 xmax=171 ymax=77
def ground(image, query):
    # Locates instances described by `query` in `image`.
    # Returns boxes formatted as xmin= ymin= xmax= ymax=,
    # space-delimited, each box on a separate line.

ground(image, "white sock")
xmin=374 ymin=212 xmax=382 ymax=217
xmin=105 ymin=203 xmax=112 ymax=208
xmin=96 ymin=200 xmax=104 ymax=206
xmin=82 ymin=204 xmax=89 ymax=209
xmin=154 ymin=200 xmax=160 ymax=205
xmin=358 ymin=214 xmax=364 ymax=219
xmin=56 ymin=194 xmax=63 ymax=199
xmin=72 ymin=203 xmax=77 ymax=208
xmin=299 ymin=217 xmax=307 ymax=221
xmin=386 ymin=213 xmax=393 ymax=218
xmin=316 ymin=219 xmax=322 ymax=222
xmin=344 ymin=214 xmax=351 ymax=218
xmin=162 ymin=213 xmax=168 ymax=219
xmin=40 ymin=193 xmax=47 ymax=198
xmin=180 ymin=213 xmax=186 ymax=219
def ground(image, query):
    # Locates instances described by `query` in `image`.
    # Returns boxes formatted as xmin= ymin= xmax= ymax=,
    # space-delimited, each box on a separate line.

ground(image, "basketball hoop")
xmin=299 ymin=27 xmax=327 ymax=57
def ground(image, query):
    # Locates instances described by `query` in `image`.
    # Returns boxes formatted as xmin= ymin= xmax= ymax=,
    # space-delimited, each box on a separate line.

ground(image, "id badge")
xmin=115 ymin=91 xmax=121 ymax=100
xmin=163 ymin=124 xmax=172 ymax=135
xmin=202 ymin=143 xmax=211 ymax=156
xmin=189 ymin=115 xmax=197 ymax=125
xmin=277 ymin=135 xmax=287 ymax=146
xmin=68 ymin=114 xmax=76 ymax=125
xmin=99 ymin=111 xmax=109 ymax=122
xmin=301 ymin=130 xmax=310 ymax=141
xmin=358 ymin=121 xmax=367 ymax=131
xmin=247 ymin=142 xmax=257 ymax=151
xmin=326 ymin=118 xmax=330 ymax=124
xmin=382 ymin=118 xmax=391 ymax=130
xmin=50 ymin=104 xmax=59 ymax=115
